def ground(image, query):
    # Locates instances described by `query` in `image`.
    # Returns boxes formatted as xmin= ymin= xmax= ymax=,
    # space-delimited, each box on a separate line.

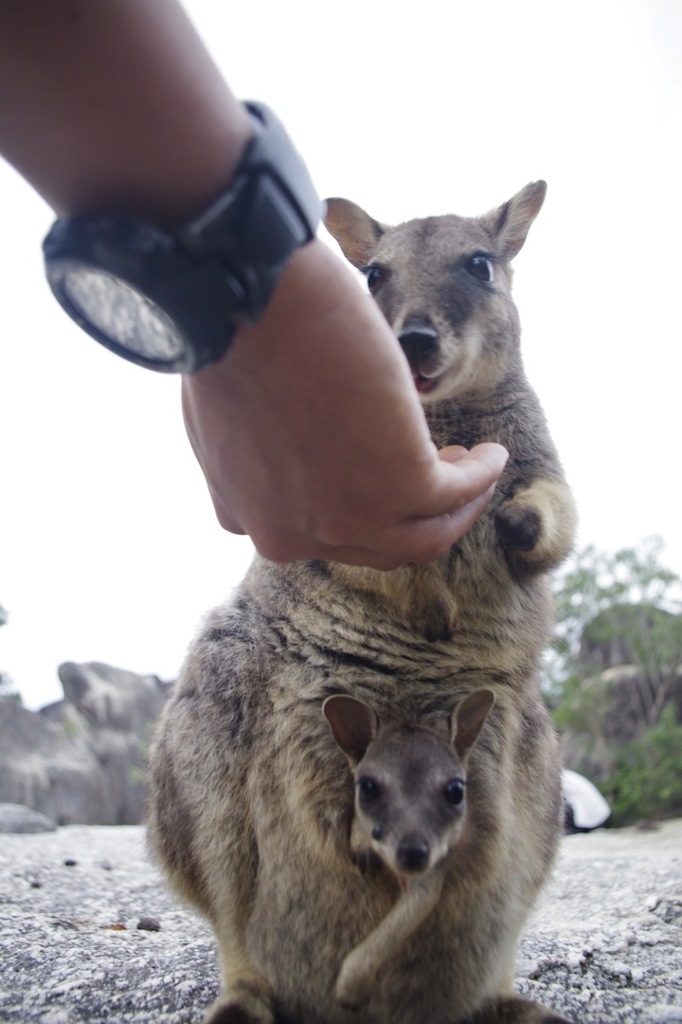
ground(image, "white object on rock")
xmin=562 ymin=769 xmax=611 ymax=830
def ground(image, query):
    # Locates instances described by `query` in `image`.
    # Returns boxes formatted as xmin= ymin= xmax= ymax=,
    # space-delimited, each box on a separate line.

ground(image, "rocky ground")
xmin=0 ymin=820 xmax=680 ymax=1024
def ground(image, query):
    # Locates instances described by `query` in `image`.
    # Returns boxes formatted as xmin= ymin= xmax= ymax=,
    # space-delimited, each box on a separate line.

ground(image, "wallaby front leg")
xmin=335 ymin=870 xmax=444 ymax=1009
xmin=495 ymin=478 xmax=576 ymax=574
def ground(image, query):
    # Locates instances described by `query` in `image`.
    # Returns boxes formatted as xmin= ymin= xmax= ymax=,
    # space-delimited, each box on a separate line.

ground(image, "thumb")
xmin=438 ymin=442 xmax=509 ymax=504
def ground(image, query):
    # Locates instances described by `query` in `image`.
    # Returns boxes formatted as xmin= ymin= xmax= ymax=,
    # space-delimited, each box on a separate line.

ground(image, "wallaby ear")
xmin=323 ymin=694 xmax=379 ymax=765
xmin=485 ymin=180 xmax=546 ymax=261
xmin=323 ymin=198 xmax=386 ymax=269
xmin=450 ymin=689 xmax=495 ymax=761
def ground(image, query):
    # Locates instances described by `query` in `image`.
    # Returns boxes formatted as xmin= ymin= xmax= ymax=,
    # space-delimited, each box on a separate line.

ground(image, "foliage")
xmin=0 ymin=674 xmax=21 ymax=703
xmin=549 ymin=538 xmax=682 ymax=825
xmin=548 ymin=537 xmax=682 ymax=717
xmin=603 ymin=705 xmax=682 ymax=826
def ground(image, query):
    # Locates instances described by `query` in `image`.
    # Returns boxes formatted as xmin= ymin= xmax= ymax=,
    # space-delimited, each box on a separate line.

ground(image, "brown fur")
xmin=148 ymin=182 xmax=576 ymax=1024
xmin=324 ymin=689 xmax=495 ymax=1009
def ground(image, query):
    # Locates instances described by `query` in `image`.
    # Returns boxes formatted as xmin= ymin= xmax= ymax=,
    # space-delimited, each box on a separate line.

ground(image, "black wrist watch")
xmin=42 ymin=102 xmax=321 ymax=373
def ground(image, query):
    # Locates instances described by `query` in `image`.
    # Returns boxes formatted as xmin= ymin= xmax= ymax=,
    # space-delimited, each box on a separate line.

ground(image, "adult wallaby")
xmin=148 ymin=181 xmax=576 ymax=1024
xmin=323 ymin=689 xmax=495 ymax=1010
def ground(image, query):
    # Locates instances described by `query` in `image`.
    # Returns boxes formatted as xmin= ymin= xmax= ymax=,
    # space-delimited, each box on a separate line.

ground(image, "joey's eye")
xmin=358 ymin=776 xmax=380 ymax=804
xmin=443 ymin=779 xmax=465 ymax=806
xmin=362 ymin=265 xmax=384 ymax=292
xmin=465 ymin=254 xmax=494 ymax=283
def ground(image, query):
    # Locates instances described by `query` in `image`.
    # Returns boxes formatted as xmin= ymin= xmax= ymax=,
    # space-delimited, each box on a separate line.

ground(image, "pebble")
xmin=137 ymin=916 xmax=162 ymax=932
xmin=643 ymin=1007 xmax=682 ymax=1023
xmin=38 ymin=1010 xmax=69 ymax=1024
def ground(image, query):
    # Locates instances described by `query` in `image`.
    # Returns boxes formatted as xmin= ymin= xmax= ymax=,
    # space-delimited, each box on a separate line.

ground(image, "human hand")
xmin=0 ymin=1 xmax=505 ymax=570
xmin=182 ymin=239 xmax=508 ymax=569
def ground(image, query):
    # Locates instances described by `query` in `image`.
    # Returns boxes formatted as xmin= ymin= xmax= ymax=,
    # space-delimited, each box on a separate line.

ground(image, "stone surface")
xmin=0 ymin=663 xmax=172 ymax=825
xmin=0 ymin=820 xmax=680 ymax=1023
xmin=0 ymin=803 xmax=57 ymax=834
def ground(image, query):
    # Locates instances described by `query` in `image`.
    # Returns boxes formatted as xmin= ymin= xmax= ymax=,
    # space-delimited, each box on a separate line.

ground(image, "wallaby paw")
xmin=335 ymin=955 xmax=375 ymax=1010
xmin=203 ymin=982 xmax=275 ymax=1024
xmin=495 ymin=501 xmax=541 ymax=554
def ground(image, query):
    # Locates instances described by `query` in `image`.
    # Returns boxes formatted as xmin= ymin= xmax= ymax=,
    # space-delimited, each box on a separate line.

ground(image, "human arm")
xmin=0 ymin=0 xmax=507 ymax=568
xmin=0 ymin=0 xmax=252 ymax=225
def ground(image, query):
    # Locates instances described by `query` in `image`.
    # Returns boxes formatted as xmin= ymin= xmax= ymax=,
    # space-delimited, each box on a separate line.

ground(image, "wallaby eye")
xmin=362 ymin=265 xmax=385 ymax=292
xmin=443 ymin=779 xmax=465 ymax=806
xmin=465 ymin=254 xmax=494 ymax=283
xmin=358 ymin=776 xmax=380 ymax=804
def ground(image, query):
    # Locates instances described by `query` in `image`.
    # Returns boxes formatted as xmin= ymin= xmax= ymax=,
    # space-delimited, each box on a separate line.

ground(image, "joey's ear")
xmin=450 ymin=689 xmax=495 ymax=761
xmin=485 ymin=180 xmax=546 ymax=261
xmin=323 ymin=694 xmax=379 ymax=765
xmin=323 ymin=198 xmax=387 ymax=269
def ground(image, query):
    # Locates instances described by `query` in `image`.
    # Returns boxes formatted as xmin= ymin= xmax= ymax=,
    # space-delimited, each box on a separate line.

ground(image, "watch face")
xmin=60 ymin=266 xmax=185 ymax=364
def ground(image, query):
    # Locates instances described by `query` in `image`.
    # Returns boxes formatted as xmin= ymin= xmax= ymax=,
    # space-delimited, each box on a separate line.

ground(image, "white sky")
xmin=1 ymin=0 xmax=680 ymax=709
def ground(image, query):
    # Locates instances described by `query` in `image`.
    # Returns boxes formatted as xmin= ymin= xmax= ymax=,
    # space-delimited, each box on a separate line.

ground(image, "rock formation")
xmin=0 ymin=662 xmax=172 ymax=825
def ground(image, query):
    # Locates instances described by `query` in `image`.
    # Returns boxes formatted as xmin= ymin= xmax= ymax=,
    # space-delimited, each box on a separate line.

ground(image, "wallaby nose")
xmin=396 ymin=836 xmax=430 ymax=874
xmin=398 ymin=326 xmax=439 ymax=372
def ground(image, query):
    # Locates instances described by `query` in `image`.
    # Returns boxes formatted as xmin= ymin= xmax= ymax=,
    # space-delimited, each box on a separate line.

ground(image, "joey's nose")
xmin=396 ymin=836 xmax=430 ymax=873
xmin=397 ymin=326 xmax=439 ymax=372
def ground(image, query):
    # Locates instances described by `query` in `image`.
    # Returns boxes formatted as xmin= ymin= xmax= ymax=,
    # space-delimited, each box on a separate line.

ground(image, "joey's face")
xmin=352 ymin=724 xmax=468 ymax=880
xmin=361 ymin=216 xmax=520 ymax=404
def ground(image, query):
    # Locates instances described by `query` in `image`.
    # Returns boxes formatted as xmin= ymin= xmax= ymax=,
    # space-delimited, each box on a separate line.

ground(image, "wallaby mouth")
xmin=413 ymin=372 xmax=439 ymax=394
xmin=398 ymin=324 xmax=441 ymax=394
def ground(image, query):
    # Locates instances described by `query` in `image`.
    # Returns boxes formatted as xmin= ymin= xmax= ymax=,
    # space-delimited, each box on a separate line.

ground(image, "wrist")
xmin=43 ymin=102 xmax=321 ymax=373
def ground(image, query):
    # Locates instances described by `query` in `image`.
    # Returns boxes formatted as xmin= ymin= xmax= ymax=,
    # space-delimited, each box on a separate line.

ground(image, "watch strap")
xmin=180 ymin=102 xmax=322 ymax=322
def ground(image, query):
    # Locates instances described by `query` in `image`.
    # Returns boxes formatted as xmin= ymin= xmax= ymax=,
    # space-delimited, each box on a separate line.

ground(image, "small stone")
xmin=607 ymin=961 xmax=633 ymax=981
xmin=38 ymin=1009 xmax=69 ymax=1024
xmin=137 ymin=916 xmax=161 ymax=932
xmin=63 ymin=859 xmax=78 ymax=867
xmin=516 ymin=957 xmax=540 ymax=979
xmin=643 ymin=1007 xmax=682 ymax=1023
xmin=636 ymin=928 xmax=669 ymax=946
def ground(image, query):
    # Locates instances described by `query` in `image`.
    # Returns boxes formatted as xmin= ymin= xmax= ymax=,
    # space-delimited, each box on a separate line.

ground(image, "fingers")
xmin=181 ymin=358 xmax=509 ymax=568
xmin=326 ymin=446 xmax=508 ymax=567
xmin=186 ymin=437 xmax=509 ymax=568
xmin=251 ymin=477 xmax=502 ymax=570
xmin=349 ymin=484 xmax=499 ymax=570
xmin=437 ymin=443 xmax=509 ymax=505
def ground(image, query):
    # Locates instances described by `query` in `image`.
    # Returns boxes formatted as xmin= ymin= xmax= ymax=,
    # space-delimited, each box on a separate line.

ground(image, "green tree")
xmin=549 ymin=537 xmax=682 ymax=724
xmin=606 ymin=705 xmax=682 ymax=825
xmin=549 ymin=538 xmax=682 ymax=825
